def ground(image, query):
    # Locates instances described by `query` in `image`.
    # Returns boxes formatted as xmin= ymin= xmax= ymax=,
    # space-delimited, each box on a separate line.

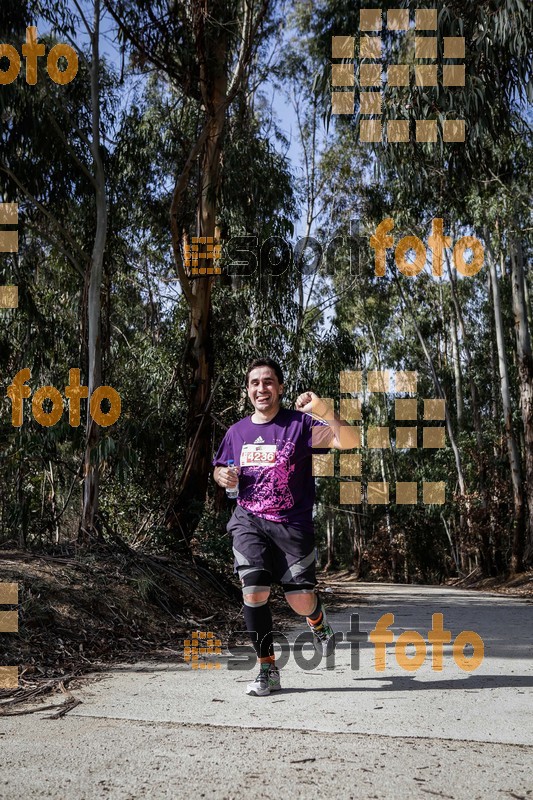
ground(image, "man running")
xmin=213 ymin=357 xmax=357 ymax=696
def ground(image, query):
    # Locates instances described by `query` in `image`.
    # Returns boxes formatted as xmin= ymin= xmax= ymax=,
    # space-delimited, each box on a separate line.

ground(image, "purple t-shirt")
xmin=213 ymin=409 xmax=330 ymax=531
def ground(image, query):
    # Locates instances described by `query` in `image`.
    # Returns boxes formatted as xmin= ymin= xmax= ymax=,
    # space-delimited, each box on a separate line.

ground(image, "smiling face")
xmin=246 ymin=366 xmax=283 ymax=417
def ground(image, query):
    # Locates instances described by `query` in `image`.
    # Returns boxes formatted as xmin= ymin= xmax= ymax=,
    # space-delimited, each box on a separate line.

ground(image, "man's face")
xmin=247 ymin=367 xmax=283 ymax=414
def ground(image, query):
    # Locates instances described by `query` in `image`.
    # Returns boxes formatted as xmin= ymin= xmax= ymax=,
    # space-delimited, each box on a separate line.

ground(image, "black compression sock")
xmin=243 ymin=602 xmax=274 ymax=659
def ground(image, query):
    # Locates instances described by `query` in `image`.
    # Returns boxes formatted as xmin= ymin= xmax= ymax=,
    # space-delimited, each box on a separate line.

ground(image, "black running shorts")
xmin=227 ymin=504 xmax=317 ymax=589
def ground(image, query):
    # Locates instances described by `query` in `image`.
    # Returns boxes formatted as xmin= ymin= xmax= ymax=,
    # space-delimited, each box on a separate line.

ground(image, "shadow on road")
xmin=275 ymin=673 xmax=533 ymax=693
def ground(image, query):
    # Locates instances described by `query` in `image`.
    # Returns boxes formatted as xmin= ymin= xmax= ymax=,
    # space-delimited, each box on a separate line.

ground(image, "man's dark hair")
xmin=245 ymin=358 xmax=284 ymax=386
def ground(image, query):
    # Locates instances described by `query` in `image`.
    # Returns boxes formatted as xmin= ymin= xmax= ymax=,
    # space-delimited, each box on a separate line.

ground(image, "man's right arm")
xmin=213 ymin=428 xmax=239 ymax=488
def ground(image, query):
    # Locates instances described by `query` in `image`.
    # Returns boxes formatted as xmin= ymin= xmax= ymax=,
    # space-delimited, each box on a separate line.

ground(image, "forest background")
xmin=1 ymin=0 xmax=532 ymax=592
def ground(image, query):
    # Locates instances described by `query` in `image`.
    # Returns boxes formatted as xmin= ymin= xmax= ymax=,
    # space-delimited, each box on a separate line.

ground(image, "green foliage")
xmin=0 ymin=0 xmax=530 ymax=581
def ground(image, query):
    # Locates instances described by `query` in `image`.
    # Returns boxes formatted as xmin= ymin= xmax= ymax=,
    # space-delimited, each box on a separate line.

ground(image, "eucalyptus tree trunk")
xmin=487 ymin=272 xmax=500 ymax=438
xmin=326 ymin=508 xmax=335 ymax=571
xmin=351 ymin=512 xmax=363 ymax=577
xmin=510 ymin=230 xmax=533 ymax=565
xmin=80 ymin=0 xmax=108 ymax=543
xmin=486 ymin=237 xmax=525 ymax=573
xmin=523 ymin=266 xmax=532 ymax=330
xmin=446 ymin=256 xmax=488 ymax=519
xmin=450 ymin=311 xmax=464 ymax=429
xmin=487 ymin=274 xmax=505 ymax=573
xmin=366 ymin=319 xmax=398 ymax=578
xmin=100 ymin=0 xmax=270 ymax=545
xmin=167 ymin=29 xmax=227 ymax=540
xmin=394 ymin=277 xmax=494 ymax=571
xmin=166 ymin=0 xmax=267 ymax=542
xmin=395 ymin=278 xmax=466 ymax=494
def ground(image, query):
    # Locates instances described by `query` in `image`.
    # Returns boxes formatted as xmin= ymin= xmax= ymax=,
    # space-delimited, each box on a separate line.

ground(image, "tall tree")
xmin=486 ymin=237 xmax=525 ymax=572
xmin=104 ymin=0 xmax=294 ymax=542
xmin=511 ymin=233 xmax=533 ymax=562
xmin=0 ymin=0 xmax=119 ymax=545
xmin=74 ymin=0 xmax=110 ymax=541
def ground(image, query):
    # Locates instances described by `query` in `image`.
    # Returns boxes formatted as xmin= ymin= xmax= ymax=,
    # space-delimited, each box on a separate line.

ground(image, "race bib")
xmin=240 ymin=444 xmax=277 ymax=466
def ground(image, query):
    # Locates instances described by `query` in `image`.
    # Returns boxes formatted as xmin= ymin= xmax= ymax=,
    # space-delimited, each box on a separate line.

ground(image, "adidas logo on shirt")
xmin=254 ymin=436 xmax=265 ymax=444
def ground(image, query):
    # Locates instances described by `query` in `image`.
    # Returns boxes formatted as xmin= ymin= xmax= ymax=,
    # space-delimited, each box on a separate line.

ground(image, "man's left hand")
xmin=295 ymin=391 xmax=319 ymax=414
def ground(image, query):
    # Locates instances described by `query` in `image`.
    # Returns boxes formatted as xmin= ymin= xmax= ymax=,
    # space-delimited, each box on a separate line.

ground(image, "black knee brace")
xmin=240 ymin=569 xmax=271 ymax=606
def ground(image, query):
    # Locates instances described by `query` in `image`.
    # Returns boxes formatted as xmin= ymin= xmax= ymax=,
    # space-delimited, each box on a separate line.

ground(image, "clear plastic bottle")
xmin=226 ymin=459 xmax=239 ymax=499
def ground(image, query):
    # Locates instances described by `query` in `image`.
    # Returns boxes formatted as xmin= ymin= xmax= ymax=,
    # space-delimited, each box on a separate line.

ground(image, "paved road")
xmin=2 ymin=583 xmax=532 ymax=799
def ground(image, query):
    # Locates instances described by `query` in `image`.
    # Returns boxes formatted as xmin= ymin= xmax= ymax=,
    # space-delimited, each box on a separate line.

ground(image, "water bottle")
xmin=226 ymin=459 xmax=239 ymax=499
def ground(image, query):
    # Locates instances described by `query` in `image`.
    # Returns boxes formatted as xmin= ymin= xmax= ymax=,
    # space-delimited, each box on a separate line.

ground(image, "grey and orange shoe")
xmin=307 ymin=612 xmax=336 ymax=656
xmin=246 ymin=664 xmax=281 ymax=696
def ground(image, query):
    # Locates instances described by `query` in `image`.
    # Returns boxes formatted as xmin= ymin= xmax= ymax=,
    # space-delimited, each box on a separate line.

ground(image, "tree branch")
xmin=0 ymin=162 xmax=89 ymax=268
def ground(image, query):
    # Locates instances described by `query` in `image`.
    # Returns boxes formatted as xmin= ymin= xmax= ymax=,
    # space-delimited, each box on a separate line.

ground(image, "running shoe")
xmin=307 ymin=616 xmax=336 ymax=656
xmin=246 ymin=664 xmax=281 ymax=696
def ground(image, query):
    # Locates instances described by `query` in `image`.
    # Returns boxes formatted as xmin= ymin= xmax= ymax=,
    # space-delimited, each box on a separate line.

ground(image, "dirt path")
xmin=2 ymin=582 xmax=532 ymax=799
